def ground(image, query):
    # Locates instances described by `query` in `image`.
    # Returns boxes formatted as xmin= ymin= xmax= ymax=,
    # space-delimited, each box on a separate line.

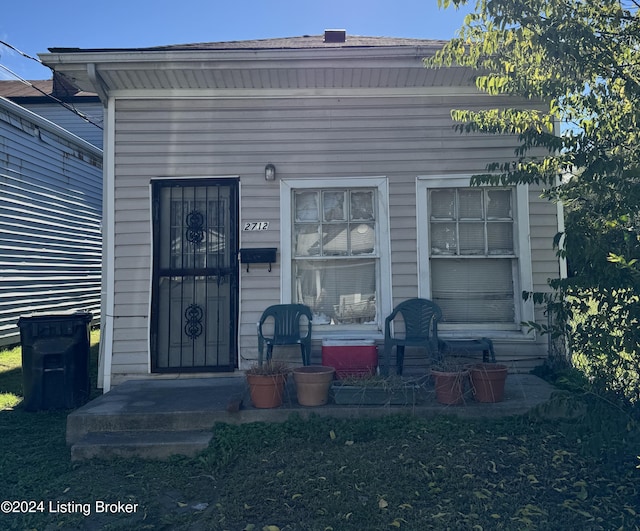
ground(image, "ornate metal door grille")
xmin=151 ymin=179 xmax=238 ymax=372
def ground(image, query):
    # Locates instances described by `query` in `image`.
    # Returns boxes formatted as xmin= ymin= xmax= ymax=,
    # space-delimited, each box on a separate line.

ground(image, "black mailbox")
xmin=239 ymin=248 xmax=277 ymax=272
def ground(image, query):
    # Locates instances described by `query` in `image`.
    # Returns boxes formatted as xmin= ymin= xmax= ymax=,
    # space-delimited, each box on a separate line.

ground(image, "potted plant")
xmin=293 ymin=365 xmax=336 ymax=406
xmin=469 ymin=363 xmax=508 ymax=403
xmin=245 ymin=361 xmax=290 ymax=408
xmin=330 ymin=375 xmax=420 ymax=405
xmin=430 ymin=360 xmax=469 ymax=405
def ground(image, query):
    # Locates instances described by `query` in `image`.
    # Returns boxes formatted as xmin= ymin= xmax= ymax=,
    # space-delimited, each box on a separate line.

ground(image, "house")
xmin=0 ymin=96 xmax=102 ymax=346
xmin=40 ymin=32 xmax=565 ymax=391
xmin=0 ymin=75 xmax=103 ymax=148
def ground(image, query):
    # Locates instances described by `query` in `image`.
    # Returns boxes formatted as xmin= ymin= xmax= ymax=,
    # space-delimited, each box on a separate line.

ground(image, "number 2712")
xmin=243 ymin=222 xmax=269 ymax=231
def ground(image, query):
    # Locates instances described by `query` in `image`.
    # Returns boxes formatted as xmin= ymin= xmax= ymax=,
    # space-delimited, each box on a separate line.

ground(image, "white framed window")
xmin=281 ymin=177 xmax=391 ymax=333
xmin=417 ymin=175 xmax=534 ymax=334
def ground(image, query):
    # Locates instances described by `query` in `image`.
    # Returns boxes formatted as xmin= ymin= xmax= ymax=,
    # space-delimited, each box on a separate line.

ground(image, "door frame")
xmin=149 ymin=176 xmax=240 ymax=373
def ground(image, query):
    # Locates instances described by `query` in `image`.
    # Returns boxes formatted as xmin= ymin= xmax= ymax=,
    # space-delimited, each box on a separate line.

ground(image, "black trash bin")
xmin=17 ymin=311 xmax=92 ymax=411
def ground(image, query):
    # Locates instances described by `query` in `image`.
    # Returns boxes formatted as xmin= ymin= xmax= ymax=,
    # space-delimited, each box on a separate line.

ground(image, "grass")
xmin=0 ymin=343 xmax=22 ymax=410
xmin=1 ymin=334 xmax=639 ymax=530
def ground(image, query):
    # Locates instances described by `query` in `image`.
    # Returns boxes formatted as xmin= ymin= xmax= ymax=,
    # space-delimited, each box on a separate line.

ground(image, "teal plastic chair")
xmin=257 ymin=304 xmax=313 ymax=366
xmin=383 ymin=298 xmax=446 ymax=375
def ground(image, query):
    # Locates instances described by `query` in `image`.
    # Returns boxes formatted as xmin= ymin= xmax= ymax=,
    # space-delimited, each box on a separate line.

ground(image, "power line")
xmin=0 ymin=40 xmax=42 ymax=65
xmin=0 ymin=41 xmax=103 ymax=130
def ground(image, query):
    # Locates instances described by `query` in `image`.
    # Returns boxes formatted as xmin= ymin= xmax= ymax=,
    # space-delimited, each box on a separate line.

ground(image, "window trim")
xmin=281 ymin=176 xmax=391 ymax=335
xmin=416 ymin=175 xmax=534 ymax=335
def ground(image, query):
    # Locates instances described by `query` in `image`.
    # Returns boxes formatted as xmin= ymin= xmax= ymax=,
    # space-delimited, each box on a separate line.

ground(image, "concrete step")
xmin=67 ymin=409 xmax=231 ymax=444
xmin=66 ymin=377 xmax=249 ymax=444
xmin=70 ymin=430 xmax=214 ymax=461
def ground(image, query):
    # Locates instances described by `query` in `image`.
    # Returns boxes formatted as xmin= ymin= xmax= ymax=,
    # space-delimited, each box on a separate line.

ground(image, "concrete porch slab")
xmin=66 ymin=373 xmax=557 ymax=460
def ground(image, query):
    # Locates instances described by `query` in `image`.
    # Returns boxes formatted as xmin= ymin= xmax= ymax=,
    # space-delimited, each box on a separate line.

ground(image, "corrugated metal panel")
xmin=20 ymin=102 xmax=104 ymax=149
xmin=0 ymin=98 xmax=102 ymax=346
xmin=109 ymin=94 xmax=559 ymax=379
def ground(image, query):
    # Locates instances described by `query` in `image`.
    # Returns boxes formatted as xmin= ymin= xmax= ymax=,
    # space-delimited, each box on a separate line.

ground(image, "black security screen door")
xmin=151 ymin=179 xmax=239 ymax=372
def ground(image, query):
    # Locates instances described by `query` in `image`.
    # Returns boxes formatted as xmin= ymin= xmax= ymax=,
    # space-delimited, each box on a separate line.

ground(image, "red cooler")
xmin=321 ymin=339 xmax=378 ymax=379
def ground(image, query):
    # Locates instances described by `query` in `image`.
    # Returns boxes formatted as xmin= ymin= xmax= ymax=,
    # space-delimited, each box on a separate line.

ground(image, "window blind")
xmin=431 ymin=259 xmax=515 ymax=323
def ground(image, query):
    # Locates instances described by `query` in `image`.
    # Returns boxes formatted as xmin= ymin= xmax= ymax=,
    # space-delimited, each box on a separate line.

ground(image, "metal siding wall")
xmin=0 ymin=101 xmax=102 ymax=345
xmin=21 ymin=103 xmax=104 ymax=149
xmin=111 ymin=95 xmax=559 ymax=377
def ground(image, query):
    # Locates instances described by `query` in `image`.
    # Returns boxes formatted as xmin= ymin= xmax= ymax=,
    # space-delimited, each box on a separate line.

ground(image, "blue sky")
xmin=1 ymin=0 xmax=472 ymax=81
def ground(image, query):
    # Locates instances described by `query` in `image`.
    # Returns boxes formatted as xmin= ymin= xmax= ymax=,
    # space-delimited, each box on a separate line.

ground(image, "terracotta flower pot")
xmin=293 ymin=366 xmax=335 ymax=406
xmin=246 ymin=372 xmax=288 ymax=408
xmin=470 ymin=363 xmax=508 ymax=403
xmin=432 ymin=369 xmax=468 ymax=405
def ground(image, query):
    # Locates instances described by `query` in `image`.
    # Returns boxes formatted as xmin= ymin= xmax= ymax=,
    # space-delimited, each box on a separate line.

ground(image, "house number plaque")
xmin=243 ymin=221 xmax=269 ymax=231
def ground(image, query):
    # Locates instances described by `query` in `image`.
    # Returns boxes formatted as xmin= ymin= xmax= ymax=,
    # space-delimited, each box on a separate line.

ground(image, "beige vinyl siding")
xmin=110 ymin=94 xmax=560 ymax=379
xmin=529 ymin=185 xmax=562 ymax=292
xmin=389 ymin=177 xmax=419 ymax=305
xmin=111 ymin=181 xmax=152 ymax=378
xmin=237 ymin=182 xmax=282 ymax=368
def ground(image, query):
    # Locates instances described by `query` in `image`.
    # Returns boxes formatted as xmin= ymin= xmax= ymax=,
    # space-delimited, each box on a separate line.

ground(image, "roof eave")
xmin=40 ymin=44 xmax=444 ymax=67
xmin=39 ymin=44 xmax=468 ymax=97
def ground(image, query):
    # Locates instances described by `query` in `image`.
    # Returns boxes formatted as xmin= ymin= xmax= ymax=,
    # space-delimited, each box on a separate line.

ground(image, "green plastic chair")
xmin=382 ymin=298 xmax=446 ymax=375
xmin=257 ymin=304 xmax=313 ymax=366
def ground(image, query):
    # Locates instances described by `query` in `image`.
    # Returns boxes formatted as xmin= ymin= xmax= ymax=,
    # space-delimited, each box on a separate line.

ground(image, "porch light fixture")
xmin=265 ymin=163 xmax=276 ymax=181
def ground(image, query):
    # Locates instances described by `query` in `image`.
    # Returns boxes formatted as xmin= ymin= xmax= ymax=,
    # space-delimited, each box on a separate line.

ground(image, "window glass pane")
xmin=294 ymin=259 xmax=376 ymax=324
xmin=431 ymin=259 xmax=514 ymax=323
xmin=487 ymin=190 xmax=512 ymax=219
xmin=428 ymin=186 xmax=517 ymax=324
xmin=350 ymin=191 xmax=375 ymax=221
xmin=171 ymin=200 xmax=183 ymax=225
xmin=459 ymin=223 xmax=485 ymax=255
xmin=207 ymin=200 xmax=221 ymax=228
xmin=168 ymin=200 xmax=183 ymax=269
xmin=459 ymin=189 xmax=483 ymax=219
xmin=292 ymin=187 xmax=379 ymax=326
xmin=350 ymin=223 xmax=375 ymax=254
xmin=207 ymin=200 xmax=226 ymax=261
xmin=322 ymin=224 xmax=349 ymax=255
xmin=170 ymin=228 xmax=181 ymax=269
xmin=294 ymin=224 xmax=321 ymax=256
xmin=323 ymin=191 xmax=346 ymax=221
xmin=431 ymin=223 xmax=457 ymax=255
xmin=430 ymin=190 xmax=456 ymax=219
xmin=487 ymin=223 xmax=514 ymax=254
xmin=295 ymin=191 xmax=319 ymax=221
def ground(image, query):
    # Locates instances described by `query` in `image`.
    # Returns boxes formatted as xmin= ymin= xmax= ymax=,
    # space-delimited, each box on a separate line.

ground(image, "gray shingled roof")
xmin=49 ymin=34 xmax=447 ymax=54
xmin=153 ymin=35 xmax=447 ymax=50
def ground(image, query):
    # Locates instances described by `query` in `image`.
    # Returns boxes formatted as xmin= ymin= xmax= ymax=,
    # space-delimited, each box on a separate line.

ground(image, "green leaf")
xmin=432 ymin=0 xmax=640 ymax=405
